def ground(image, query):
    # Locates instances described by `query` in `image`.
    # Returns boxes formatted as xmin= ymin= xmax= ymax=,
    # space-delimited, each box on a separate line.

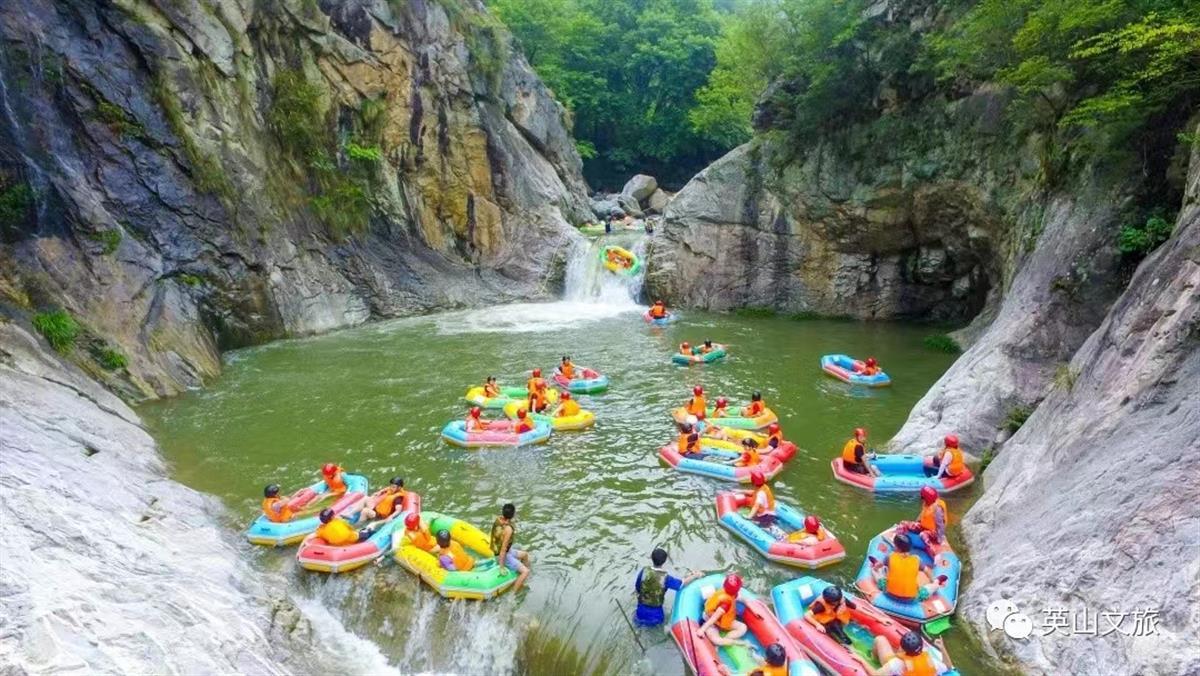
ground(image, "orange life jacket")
xmin=527 ymin=377 xmax=546 ymax=394
xmin=650 ymin=304 xmax=666 ymax=318
xmin=919 ymin=499 xmax=948 ymax=533
xmin=841 ymin=439 xmax=863 ymax=464
xmin=901 ymin=651 xmax=937 ymax=676
xmin=809 ymin=597 xmax=852 ymax=625
xmin=561 ymin=364 xmax=575 ymax=379
xmin=886 ymin=552 xmax=920 ymax=600
xmin=863 ymin=366 xmax=879 ymax=375
xmin=745 ymin=400 xmax=765 ymax=416
xmin=261 ymin=497 xmax=293 ymax=523
xmin=756 ymin=665 xmax=787 ymax=676
xmin=945 ymin=446 xmax=965 ymax=476
xmin=375 ymin=489 xmax=405 ymax=518
xmin=686 ymin=396 xmax=707 ymax=417
xmin=326 ymin=471 xmax=347 ymax=494
xmin=483 ymin=383 xmax=500 ymax=397
xmin=704 ymin=590 xmax=738 ymax=631
xmin=515 ymin=419 xmax=534 ymax=433
xmin=741 ymin=448 xmax=760 ymax=466
xmin=442 ymin=540 xmax=475 ymax=571
xmin=406 ymin=528 xmax=436 ymax=552
xmin=316 ymin=519 xmax=359 ymax=546
xmin=678 ymin=433 xmax=698 ymax=453
xmin=466 ymin=415 xmax=484 ymax=431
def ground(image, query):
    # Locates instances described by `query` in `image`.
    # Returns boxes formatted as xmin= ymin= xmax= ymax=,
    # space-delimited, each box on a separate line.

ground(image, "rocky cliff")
xmin=0 ymin=0 xmax=591 ymax=399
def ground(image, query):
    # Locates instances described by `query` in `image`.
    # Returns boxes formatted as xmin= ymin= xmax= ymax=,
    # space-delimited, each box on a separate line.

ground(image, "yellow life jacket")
xmin=886 ymin=552 xmax=920 ymax=600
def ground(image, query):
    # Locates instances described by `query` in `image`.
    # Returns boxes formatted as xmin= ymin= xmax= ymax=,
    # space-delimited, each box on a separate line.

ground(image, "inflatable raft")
xmin=715 ymin=492 xmax=845 ymax=569
xmin=669 ymin=574 xmax=818 ymax=676
xmin=600 ymin=245 xmax=642 ymax=276
xmin=659 ymin=437 xmax=791 ymax=483
xmin=463 ymin=385 xmax=559 ymax=410
xmin=773 ymin=576 xmax=959 ymax=676
xmin=502 ymin=400 xmax=595 ymax=431
xmin=296 ymin=491 xmax=421 ymax=573
xmin=393 ymin=511 xmax=518 ymax=600
xmin=673 ymin=345 xmax=728 ymax=365
xmin=854 ymin=528 xmax=961 ymax=625
xmin=831 ymin=455 xmax=975 ymax=494
xmin=578 ymin=223 xmax=605 ymax=237
xmin=643 ymin=310 xmax=678 ymax=325
xmin=441 ymin=419 xmax=552 ymax=448
xmin=820 ymin=354 xmax=891 ymax=387
xmin=245 ymin=474 xmax=369 ymax=546
xmin=553 ymin=366 xmax=609 ymax=393
xmin=672 ymin=406 xmax=778 ymax=430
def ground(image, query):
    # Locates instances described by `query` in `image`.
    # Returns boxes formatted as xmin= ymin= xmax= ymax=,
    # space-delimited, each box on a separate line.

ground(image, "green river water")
xmin=140 ymin=237 xmax=1001 ymax=675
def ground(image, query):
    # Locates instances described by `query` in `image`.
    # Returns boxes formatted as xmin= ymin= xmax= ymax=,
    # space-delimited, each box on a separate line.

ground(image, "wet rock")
xmin=646 ymin=188 xmax=671 ymax=214
xmin=616 ymin=193 xmax=644 ymax=218
xmin=591 ymin=198 xmax=623 ymax=219
xmin=621 ymin=174 xmax=658 ymax=202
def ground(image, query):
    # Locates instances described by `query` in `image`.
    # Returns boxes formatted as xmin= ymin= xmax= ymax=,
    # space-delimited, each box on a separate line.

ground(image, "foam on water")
xmin=293 ymin=596 xmax=401 ymax=675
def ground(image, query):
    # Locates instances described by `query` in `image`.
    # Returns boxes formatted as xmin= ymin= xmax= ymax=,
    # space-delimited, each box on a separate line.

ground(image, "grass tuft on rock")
xmin=86 ymin=229 xmax=122 ymax=255
xmin=32 ymin=309 xmax=80 ymax=353
xmin=1003 ymin=405 xmax=1033 ymax=433
xmin=923 ymin=333 xmax=961 ymax=353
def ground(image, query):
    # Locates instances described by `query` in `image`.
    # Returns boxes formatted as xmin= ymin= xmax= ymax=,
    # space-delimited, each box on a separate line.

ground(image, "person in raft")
xmin=321 ymin=462 xmax=348 ymax=494
xmin=649 ymin=299 xmax=669 ymax=319
xmin=764 ymin=422 xmax=784 ymax=452
xmin=402 ymin=511 xmax=436 ymax=552
xmin=677 ymin=422 xmax=703 ymax=457
xmin=924 ymin=434 xmax=966 ymax=480
xmin=685 ymin=385 xmax=707 ymax=420
xmin=554 ymin=391 xmax=581 ymax=418
xmin=749 ymin=643 xmax=789 ymax=676
xmin=261 ymin=484 xmax=297 ymax=523
xmin=842 ymin=427 xmax=881 ymax=476
xmin=606 ymin=248 xmax=630 ymax=268
xmin=702 ymin=340 xmax=717 ymax=353
xmin=526 ymin=368 xmax=549 ymax=412
xmin=492 ymin=503 xmax=530 ymax=591
xmin=679 ymin=341 xmax=694 ymax=356
xmin=787 ymin=515 xmax=830 ymax=545
xmin=855 ymin=357 xmax=881 ymax=376
xmin=513 ymin=408 xmax=535 ymax=434
xmin=804 ymin=585 xmax=859 ymax=646
xmin=900 ymin=486 xmax=948 ymax=547
xmin=694 ymin=573 xmax=750 ymax=646
xmin=483 ymin=375 xmax=501 ymax=398
xmin=466 ymin=406 xmax=486 ymax=432
xmin=746 ymin=469 xmax=776 ymax=526
xmin=869 ymin=533 xmax=948 ymax=601
xmin=737 ymin=437 xmax=761 ymax=467
xmin=558 ymin=355 xmax=575 ymax=380
xmin=312 ymin=508 xmax=378 ymax=546
xmin=434 ymin=529 xmax=475 ymax=572
xmin=742 ymin=391 xmax=767 ymax=417
xmin=633 ymin=547 xmax=701 ymax=626
xmin=360 ymin=476 xmax=407 ymax=521
xmin=858 ymin=630 xmax=953 ymax=676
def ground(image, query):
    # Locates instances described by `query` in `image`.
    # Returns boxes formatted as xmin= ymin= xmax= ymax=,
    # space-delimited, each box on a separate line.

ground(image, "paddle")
xmin=612 ymin=598 xmax=647 ymax=654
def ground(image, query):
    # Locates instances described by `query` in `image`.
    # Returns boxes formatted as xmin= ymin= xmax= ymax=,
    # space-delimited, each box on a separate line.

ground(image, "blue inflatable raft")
xmin=245 ymin=474 xmax=369 ymax=546
xmin=820 ymin=354 xmax=891 ymax=387
xmin=854 ymin=528 xmax=961 ymax=624
xmin=832 ymin=454 xmax=975 ymax=494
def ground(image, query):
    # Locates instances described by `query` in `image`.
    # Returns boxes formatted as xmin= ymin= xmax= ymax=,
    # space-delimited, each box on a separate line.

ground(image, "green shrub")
xmin=92 ymin=344 xmax=128 ymax=371
xmin=979 ymin=447 xmax=998 ymax=472
xmin=32 ymin=309 xmax=80 ymax=353
xmin=1003 ymin=405 xmax=1033 ymax=433
xmin=0 ymin=183 xmax=34 ymax=228
xmin=1117 ymin=215 xmax=1174 ymax=257
xmin=311 ymin=182 xmax=371 ymax=237
xmin=269 ymin=70 xmax=327 ymax=162
xmin=93 ymin=99 xmax=145 ymax=138
xmin=345 ymin=142 xmax=383 ymax=163
xmin=151 ymin=73 xmax=232 ymax=198
xmin=734 ymin=306 xmax=777 ymax=318
xmin=1053 ymin=363 xmax=1079 ymax=391
xmin=923 ymin=334 xmax=962 ymax=354
xmin=86 ymin=229 xmax=122 ymax=255
xmin=178 ymin=273 xmax=204 ymax=287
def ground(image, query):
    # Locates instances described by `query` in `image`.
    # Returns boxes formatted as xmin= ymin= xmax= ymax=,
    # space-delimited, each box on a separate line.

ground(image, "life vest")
xmin=316 ymin=519 xmax=359 ymax=546
xmin=901 ymin=651 xmax=938 ymax=676
xmin=466 ymin=416 xmax=484 ymax=431
xmin=638 ymin=567 xmax=667 ymax=607
xmin=841 ymin=439 xmax=863 ymax=464
xmin=441 ymin=540 xmax=475 ymax=571
xmin=745 ymin=400 xmax=765 ymax=416
xmin=809 ymin=597 xmax=851 ymax=625
xmin=650 ymin=305 xmax=666 ymax=318
xmin=484 ymin=383 xmax=500 ymax=397
xmin=686 ymin=396 xmax=707 ymax=417
xmin=561 ymin=364 xmax=575 ymax=380
xmin=945 ymin=446 xmax=965 ymax=476
xmin=491 ymin=518 xmax=513 ymax=555
xmin=261 ymin=497 xmax=292 ymax=523
xmin=768 ymin=431 xmax=783 ymax=447
xmin=919 ymin=499 xmax=948 ymax=533
xmin=406 ymin=527 xmax=436 ymax=552
xmin=863 ymin=366 xmax=879 ymax=376
xmin=756 ymin=665 xmax=787 ymax=676
xmin=704 ymin=590 xmax=738 ymax=631
xmin=527 ymin=377 xmax=546 ymax=394
xmin=515 ymin=419 xmax=534 ymax=433
xmin=375 ymin=489 xmax=404 ymax=518
xmin=788 ymin=526 xmax=828 ymax=543
xmin=712 ymin=405 xmax=728 ymax=418
xmin=741 ymin=448 xmax=760 ymax=467
xmin=558 ymin=400 xmax=581 ymax=417
xmin=678 ymin=433 xmax=698 ymax=454
xmin=326 ymin=471 xmax=347 ymax=494
xmin=753 ymin=485 xmax=776 ymax=514
xmin=886 ymin=552 xmax=920 ymax=600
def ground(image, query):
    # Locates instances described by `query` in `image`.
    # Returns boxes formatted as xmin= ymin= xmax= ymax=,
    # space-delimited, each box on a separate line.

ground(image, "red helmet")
xmin=532 ymin=368 xmax=542 ymax=377
xmin=768 ymin=422 xmax=781 ymax=434
xmin=854 ymin=427 xmax=866 ymax=439
xmin=866 ymin=357 xmax=877 ymax=367
xmin=321 ymin=463 xmax=338 ymax=476
xmin=723 ymin=573 xmax=743 ymax=596
xmin=804 ymin=515 xmax=821 ymax=534
xmin=470 ymin=406 xmax=482 ymax=418
xmin=561 ymin=391 xmax=571 ymax=400
xmin=944 ymin=434 xmax=959 ymax=448
xmin=517 ymin=409 xmax=527 ymax=419
xmin=715 ymin=397 xmax=728 ymax=407
xmin=693 ymin=385 xmax=703 ymax=395
xmin=920 ymin=486 xmax=938 ymax=504
xmin=750 ymin=469 xmax=765 ymax=486
xmin=681 ymin=342 xmax=690 ymax=349
xmin=404 ymin=512 xmax=419 ymax=529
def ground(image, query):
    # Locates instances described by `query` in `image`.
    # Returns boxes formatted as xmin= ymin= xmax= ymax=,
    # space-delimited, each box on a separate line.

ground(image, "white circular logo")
xmin=986 ymin=599 xmax=1019 ymax=631
xmin=1003 ymin=612 xmax=1034 ymax=639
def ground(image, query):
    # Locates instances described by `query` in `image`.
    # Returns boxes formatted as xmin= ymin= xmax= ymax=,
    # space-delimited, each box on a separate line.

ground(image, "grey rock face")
xmin=0 ymin=0 xmax=590 ymax=399
xmin=621 ymin=173 xmax=658 ymax=202
xmin=645 ymin=188 xmax=671 ymax=214
xmin=616 ymin=193 xmax=644 ymax=218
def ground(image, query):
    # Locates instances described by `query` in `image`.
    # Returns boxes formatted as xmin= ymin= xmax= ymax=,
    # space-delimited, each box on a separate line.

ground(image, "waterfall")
xmin=562 ymin=233 xmax=645 ymax=306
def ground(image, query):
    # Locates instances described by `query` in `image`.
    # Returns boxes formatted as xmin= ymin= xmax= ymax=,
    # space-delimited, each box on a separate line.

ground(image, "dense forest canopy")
xmin=489 ymin=0 xmax=1199 ymax=194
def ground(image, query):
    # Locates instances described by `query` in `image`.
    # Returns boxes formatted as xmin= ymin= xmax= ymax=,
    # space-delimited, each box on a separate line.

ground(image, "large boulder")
xmin=646 ymin=188 xmax=671 ymax=214
xmin=621 ymin=174 xmax=658 ymax=202
xmin=616 ymin=193 xmax=644 ymax=218
xmin=590 ymin=197 xmax=623 ymax=219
